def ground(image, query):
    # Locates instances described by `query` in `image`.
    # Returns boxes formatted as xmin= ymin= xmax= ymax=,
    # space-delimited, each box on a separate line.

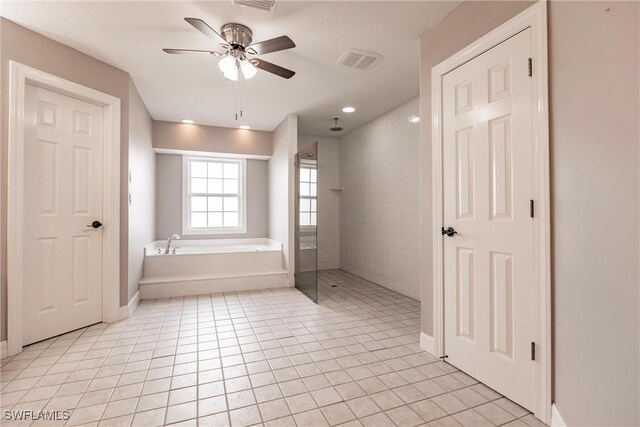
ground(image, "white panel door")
xmin=442 ymin=29 xmax=535 ymax=410
xmin=23 ymin=84 xmax=104 ymax=345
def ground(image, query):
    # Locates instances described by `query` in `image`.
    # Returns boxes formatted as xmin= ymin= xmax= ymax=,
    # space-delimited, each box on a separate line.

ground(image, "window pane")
xmin=208 ymin=162 xmax=223 ymax=178
xmin=208 ymin=212 xmax=223 ymax=228
xmin=300 ymin=198 xmax=310 ymax=212
xmin=191 ymin=196 xmax=207 ymax=212
xmin=310 ymin=213 xmax=317 ymax=226
xmin=208 ymin=178 xmax=223 ymax=194
xmin=300 ymin=213 xmax=310 ymax=226
xmin=310 ymin=168 xmax=317 ymax=182
xmin=224 ymin=196 xmax=239 ymax=212
xmin=224 ymin=212 xmax=239 ymax=227
xmin=223 ymin=179 xmax=239 ymax=194
xmin=311 ymin=199 xmax=317 ymax=212
xmin=300 ymin=168 xmax=310 ymax=182
xmin=224 ymin=162 xmax=239 ymax=179
xmin=191 ymin=178 xmax=207 ymax=194
xmin=191 ymin=212 xmax=207 ymax=228
xmin=191 ymin=161 xmax=207 ymax=178
xmin=310 ymin=183 xmax=317 ymax=197
xmin=300 ymin=183 xmax=310 ymax=197
xmin=208 ymin=196 xmax=222 ymax=212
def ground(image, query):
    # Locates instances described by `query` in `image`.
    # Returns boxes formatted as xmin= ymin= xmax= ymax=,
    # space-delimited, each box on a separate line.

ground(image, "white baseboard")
xmin=1 ymin=340 xmax=8 ymax=359
xmin=550 ymin=403 xmax=566 ymax=427
xmin=420 ymin=332 xmax=435 ymax=356
xmin=119 ymin=290 xmax=140 ymax=321
xmin=128 ymin=290 xmax=140 ymax=317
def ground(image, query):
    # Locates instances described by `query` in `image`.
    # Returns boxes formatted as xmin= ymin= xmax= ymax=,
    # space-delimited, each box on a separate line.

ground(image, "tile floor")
xmin=1 ymin=270 xmax=544 ymax=427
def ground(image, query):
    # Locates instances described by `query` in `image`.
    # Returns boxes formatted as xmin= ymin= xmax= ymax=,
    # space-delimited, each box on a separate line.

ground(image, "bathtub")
xmin=139 ymin=238 xmax=289 ymax=299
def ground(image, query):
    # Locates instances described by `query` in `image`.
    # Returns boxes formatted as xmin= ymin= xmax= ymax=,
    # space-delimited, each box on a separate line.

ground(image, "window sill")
xmin=183 ymin=228 xmax=248 ymax=236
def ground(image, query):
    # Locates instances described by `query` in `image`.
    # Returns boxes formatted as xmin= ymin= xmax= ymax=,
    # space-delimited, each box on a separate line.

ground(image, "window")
xmin=183 ymin=156 xmax=246 ymax=234
xmin=299 ymin=165 xmax=317 ymax=227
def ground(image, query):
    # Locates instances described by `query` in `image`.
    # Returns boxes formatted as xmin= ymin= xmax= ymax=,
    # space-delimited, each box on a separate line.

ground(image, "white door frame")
xmin=7 ymin=61 xmax=121 ymax=356
xmin=431 ymin=2 xmax=551 ymax=423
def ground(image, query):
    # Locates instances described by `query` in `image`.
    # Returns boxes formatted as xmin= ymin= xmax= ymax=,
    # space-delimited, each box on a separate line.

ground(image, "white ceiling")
xmin=1 ymin=1 xmax=461 ymax=136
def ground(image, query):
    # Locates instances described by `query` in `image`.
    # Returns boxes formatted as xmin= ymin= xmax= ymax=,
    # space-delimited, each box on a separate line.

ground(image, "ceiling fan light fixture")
xmin=219 ymin=55 xmax=239 ymax=81
xmin=240 ymin=59 xmax=257 ymax=79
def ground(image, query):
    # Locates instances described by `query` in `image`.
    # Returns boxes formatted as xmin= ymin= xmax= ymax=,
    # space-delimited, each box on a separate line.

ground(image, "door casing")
xmin=430 ymin=2 xmax=551 ymax=423
xmin=7 ymin=61 xmax=121 ymax=356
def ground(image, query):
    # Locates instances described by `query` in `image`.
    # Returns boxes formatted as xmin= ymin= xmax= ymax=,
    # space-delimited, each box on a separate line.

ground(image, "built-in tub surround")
xmin=139 ymin=238 xmax=287 ymax=298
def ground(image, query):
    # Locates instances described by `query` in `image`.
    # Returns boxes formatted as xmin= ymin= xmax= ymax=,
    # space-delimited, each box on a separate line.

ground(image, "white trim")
xmin=419 ymin=333 xmax=435 ymax=356
xmin=430 ymin=2 xmax=551 ymax=423
xmin=181 ymin=156 xmax=248 ymax=236
xmin=550 ymin=404 xmax=566 ymax=427
xmin=119 ymin=290 xmax=139 ymax=320
xmin=0 ymin=341 xmax=8 ymax=360
xmin=7 ymin=61 xmax=121 ymax=357
xmin=154 ymin=147 xmax=270 ymax=161
xmin=128 ymin=290 xmax=140 ymax=318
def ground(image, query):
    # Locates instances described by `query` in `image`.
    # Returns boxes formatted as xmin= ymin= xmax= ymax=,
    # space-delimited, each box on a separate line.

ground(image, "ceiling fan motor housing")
xmin=221 ymin=23 xmax=253 ymax=48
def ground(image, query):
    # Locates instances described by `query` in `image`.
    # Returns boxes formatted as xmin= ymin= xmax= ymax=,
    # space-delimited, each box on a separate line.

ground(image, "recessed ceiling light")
xmin=408 ymin=115 xmax=420 ymax=124
xmin=239 ymin=125 xmax=251 ymax=130
xmin=342 ymin=106 xmax=356 ymax=113
xmin=181 ymin=119 xmax=195 ymax=124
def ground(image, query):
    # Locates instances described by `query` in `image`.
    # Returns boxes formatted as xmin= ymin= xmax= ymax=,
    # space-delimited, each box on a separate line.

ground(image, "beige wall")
xmin=269 ymin=115 xmax=297 ymax=284
xmin=0 ymin=18 xmax=132 ymax=339
xmin=420 ymin=1 xmax=639 ymax=425
xmin=298 ymin=134 xmax=341 ymax=271
xmin=153 ymin=120 xmax=272 ymax=157
xmin=155 ymin=154 xmax=269 ymax=240
xmin=127 ymin=81 xmax=155 ymax=303
xmin=549 ymin=2 xmax=639 ymax=425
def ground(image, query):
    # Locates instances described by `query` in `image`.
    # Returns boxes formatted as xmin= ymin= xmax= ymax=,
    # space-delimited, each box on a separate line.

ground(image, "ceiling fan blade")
xmin=248 ymin=36 xmax=296 ymax=55
xmin=163 ymin=48 xmax=221 ymax=55
xmin=184 ymin=17 xmax=226 ymax=44
xmin=252 ymin=58 xmax=295 ymax=79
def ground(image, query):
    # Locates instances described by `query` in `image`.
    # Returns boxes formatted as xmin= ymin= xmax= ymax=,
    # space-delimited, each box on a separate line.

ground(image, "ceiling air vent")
xmin=337 ymin=49 xmax=382 ymax=70
xmin=232 ymin=0 xmax=278 ymax=12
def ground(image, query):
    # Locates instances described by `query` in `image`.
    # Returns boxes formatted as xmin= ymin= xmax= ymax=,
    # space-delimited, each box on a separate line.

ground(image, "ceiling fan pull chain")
xmin=240 ymin=70 xmax=244 ymax=119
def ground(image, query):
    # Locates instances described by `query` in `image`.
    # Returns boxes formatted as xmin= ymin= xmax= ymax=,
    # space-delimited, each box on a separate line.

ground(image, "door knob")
xmin=441 ymin=226 xmax=457 ymax=237
xmin=87 ymin=220 xmax=103 ymax=229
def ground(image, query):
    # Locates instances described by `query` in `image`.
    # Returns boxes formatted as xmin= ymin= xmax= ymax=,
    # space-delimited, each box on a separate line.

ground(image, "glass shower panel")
xmin=295 ymin=141 xmax=318 ymax=303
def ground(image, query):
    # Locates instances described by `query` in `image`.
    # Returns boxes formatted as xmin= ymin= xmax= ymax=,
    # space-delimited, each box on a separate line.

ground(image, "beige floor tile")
xmin=294 ymin=408 xmax=330 ymax=427
xmin=258 ymin=398 xmax=291 ymax=421
xmin=321 ymin=402 xmax=357 ymax=426
xmin=166 ymin=401 xmax=197 ymax=424
xmin=229 ymin=405 xmax=262 ymax=426
xmin=385 ymin=405 xmax=424 ymax=427
xmin=0 ymin=270 xmax=530 ymax=427
xmin=198 ymin=412 xmax=230 ymax=427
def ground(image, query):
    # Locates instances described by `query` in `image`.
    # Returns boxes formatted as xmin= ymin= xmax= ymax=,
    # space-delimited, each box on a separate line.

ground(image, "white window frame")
xmin=298 ymin=163 xmax=317 ymax=230
xmin=182 ymin=155 xmax=247 ymax=235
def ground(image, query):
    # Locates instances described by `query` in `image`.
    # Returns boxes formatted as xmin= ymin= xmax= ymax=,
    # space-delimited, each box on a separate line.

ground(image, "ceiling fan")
xmin=163 ymin=18 xmax=296 ymax=80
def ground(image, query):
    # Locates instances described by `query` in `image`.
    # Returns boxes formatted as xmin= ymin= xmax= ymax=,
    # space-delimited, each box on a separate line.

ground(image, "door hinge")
xmin=531 ymin=342 xmax=536 ymax=361
xmin=530 ymin=200 xmax=534 ymax=218
xmin=528 ymin=58 xmax=533 ymax=76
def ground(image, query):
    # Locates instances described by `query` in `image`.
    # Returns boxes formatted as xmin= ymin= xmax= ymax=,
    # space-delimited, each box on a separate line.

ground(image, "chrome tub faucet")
xmin=165 ymin=234 xmax=180 ymax=254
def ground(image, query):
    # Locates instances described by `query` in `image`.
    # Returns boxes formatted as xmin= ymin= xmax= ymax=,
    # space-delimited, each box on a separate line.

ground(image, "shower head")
xmin=329 ymin=117 xmax=343 ymax=132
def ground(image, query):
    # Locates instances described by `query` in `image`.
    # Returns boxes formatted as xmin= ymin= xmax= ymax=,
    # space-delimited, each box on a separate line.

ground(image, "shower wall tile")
xmin=339 ymin=98 xmax=421 ymax=301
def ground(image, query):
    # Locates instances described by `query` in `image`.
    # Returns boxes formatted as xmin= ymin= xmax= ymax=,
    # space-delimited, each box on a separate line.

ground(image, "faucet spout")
xmin=165 ymin=234 xmax=180 ymax=254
